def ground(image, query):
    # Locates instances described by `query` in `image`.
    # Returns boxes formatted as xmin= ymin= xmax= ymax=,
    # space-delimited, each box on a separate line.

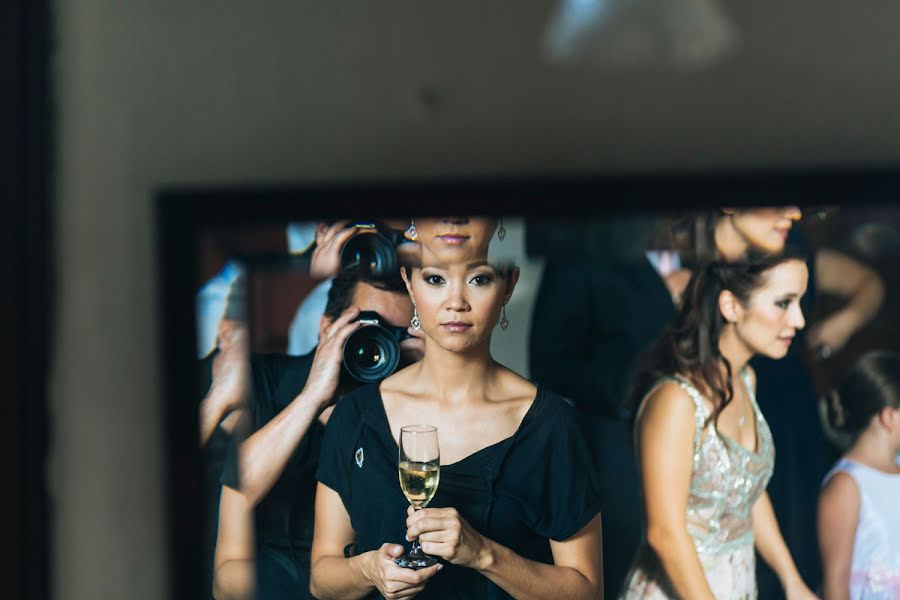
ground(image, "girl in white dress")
xmin=819 ymin=350 xmax=900 ymax=600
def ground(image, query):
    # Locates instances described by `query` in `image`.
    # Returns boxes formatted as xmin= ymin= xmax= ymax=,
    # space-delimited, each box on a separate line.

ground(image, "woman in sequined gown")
xmin=621 ymin=254 xmax=819 ymax=600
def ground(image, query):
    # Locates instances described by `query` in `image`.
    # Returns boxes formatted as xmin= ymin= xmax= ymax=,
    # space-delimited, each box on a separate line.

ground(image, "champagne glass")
xmin=395 ymin=425 xmax=440 ymax=569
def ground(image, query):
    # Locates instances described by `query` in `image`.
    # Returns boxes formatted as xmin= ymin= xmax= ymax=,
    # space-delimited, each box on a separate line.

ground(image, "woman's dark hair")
xmin=628 ymin=250 xmax=807 ymax=427
xmin=826 ymin=350 xmax=900 ymax=437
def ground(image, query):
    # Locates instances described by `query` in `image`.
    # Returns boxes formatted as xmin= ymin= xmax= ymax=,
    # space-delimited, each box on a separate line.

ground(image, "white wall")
xmin=52 ymin=2 xmax=900 ymax=598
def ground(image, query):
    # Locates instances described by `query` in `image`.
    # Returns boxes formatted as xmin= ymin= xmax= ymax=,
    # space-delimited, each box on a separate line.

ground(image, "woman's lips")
xmin=437 ymin=234 xmax=470 ymax=246
xmin=778 ymin=335 xmax=795 ymax=345
xmin=441 ymin=322 xmax=472 ymax=332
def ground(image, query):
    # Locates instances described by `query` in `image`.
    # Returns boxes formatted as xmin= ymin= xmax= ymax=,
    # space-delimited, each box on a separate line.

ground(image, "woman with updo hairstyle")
xmin=818 ymin=350 xmax=900 ymax=600
xmin=621 ymin=252 xmax=818 ymax=600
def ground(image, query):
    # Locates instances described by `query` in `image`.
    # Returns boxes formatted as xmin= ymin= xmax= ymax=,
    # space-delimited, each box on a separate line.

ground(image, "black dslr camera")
xmin=340 ymin=221 xmax=410 ymax=280
xmin=342 ymin=311 xmax=413 ymax=383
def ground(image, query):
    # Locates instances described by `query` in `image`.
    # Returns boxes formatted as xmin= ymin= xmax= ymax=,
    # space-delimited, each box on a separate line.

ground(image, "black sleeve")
xmin=531 ymin=400 xmax=603 ymax=541
xmin=219 ymin=433 xmax=240 ymax=490
xmin=314 ymin=394 xmax=362 ymax=510
xmin=529 ymin=259 xmax=634 ymax=416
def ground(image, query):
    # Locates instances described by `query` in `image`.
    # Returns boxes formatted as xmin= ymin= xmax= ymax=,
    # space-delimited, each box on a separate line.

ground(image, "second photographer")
xmin=213 ymin=269 xmax=423 ymax=600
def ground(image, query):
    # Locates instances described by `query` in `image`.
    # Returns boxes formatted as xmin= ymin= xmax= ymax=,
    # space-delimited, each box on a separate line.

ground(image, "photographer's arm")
xmin=236 ymin=308 xmax=361 ymax=507
xmin=200 ymin=325 xmax=249 ymax=447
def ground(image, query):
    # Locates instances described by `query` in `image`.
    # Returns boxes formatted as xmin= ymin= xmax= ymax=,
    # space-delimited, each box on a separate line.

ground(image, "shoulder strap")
xmin=822 ymin=458 xmax=861 ymax=488
xmin=643 ymin=375 xmax=708 ymax=457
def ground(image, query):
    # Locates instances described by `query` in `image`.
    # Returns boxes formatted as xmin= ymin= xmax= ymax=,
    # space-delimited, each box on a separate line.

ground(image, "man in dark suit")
xmin=529 ymin=219 xmax=685 ymax=599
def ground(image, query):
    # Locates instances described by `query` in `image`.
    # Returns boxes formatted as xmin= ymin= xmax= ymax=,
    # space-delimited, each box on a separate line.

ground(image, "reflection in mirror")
xmin=187 ymin=207 xmax=899 ymax=599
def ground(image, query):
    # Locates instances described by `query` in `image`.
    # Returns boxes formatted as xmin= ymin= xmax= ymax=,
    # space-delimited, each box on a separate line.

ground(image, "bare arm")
xmin=809 ymin=249 xmax=885 ymax=353
xmin=637 ymin=383 xmax=716 ymax=599
xmin=212 ymin=486 xmax=256 ymax=600
xmin=200 ymin=327 xmax=249 ymax=447
xmin=751 ymin=492 xmax=817 ymax=599
xmin=237 ymin=308 xmax=361 ymax=506
xmin=310 ymin=483 xmax=440 ymax=600
xmin=818 ymin=472 xmax=859 ymax=600
xmin=427 ymin=510 xmax=604 ymax=600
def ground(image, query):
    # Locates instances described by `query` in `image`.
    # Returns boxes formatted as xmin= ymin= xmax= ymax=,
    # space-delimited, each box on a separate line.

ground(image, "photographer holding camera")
xmin=213 ymin=266 xmax=423 ymax=599
xmin=288 ymin=219 xmax=420 ymax=356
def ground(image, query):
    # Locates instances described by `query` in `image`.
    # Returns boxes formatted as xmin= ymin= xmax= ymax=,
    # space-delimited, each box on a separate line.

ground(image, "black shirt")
xmin=221 ymin=351 xmax=323 ymax=559
xmin=316 ymin=384 xmax=602 ymax=599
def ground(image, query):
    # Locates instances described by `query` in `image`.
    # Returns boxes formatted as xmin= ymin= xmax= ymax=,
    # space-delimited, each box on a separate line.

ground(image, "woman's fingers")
xmin=406 ymin=517 xmax=461 ymax=540
xmin=417 ymin=540 xmax=455 ymax=558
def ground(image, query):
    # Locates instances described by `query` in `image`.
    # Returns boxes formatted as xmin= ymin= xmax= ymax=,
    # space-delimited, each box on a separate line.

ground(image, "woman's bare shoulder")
xmin=493 ymin=364 xmax=538 ymax=403
xmin=638 ymin=379 xmax=699 ymax=427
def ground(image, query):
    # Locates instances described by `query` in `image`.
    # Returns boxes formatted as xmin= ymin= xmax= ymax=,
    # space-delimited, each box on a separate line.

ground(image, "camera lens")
xmin=342 ymin=324 xmax=400 ymax=383
xmin=352 ymin=340 xmax=384 ymax=370
xmin=340 ymin=231 xmax=397 ymax=279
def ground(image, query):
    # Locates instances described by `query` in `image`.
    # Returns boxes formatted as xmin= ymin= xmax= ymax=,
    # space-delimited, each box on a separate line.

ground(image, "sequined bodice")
xmin=664 ymin=371 xmax=774 ymax=556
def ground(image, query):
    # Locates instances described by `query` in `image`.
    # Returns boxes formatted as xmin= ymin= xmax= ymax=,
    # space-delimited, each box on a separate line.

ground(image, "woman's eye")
xmin=470 ymin=273 xmax=493 ymax=286
xmin=775 ymin=299 xmax=791 ymax=309
xmin=424 ymin=274 xmax=445 ymax=285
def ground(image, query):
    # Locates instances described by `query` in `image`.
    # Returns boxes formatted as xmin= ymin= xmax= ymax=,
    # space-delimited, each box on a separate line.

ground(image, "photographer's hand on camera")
xmin=310 ymin=220 xmax=357 ymax=280
xmin=302 ymin=307 xmax=363 ymax=411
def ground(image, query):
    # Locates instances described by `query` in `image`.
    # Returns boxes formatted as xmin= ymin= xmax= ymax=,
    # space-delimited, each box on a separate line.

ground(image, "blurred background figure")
xmin=818 ymin=350 xmax=900 ymax=600
xmin=197 ymin=273 xmax=251 ymax=600
xmin=529 ymin=216 xmax=682 ymax=599
xmin=529 ymin=206 xmax=886 ymax=597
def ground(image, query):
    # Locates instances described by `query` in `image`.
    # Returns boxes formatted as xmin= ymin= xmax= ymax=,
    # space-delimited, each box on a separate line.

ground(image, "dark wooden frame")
xmin=158 ymin=167 xmax=900 ymax=599
xmin=1 ymin=0 xmax=51 ymax=598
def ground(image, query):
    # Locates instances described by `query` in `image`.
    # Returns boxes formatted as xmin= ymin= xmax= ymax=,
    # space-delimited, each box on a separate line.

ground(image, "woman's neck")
xmin=846 ymin=428 xmax=900 ymax=474
xmin=717 ymin=326 xmax=753 ymax=376
xmin=714 ymin=216 xmax=749 ymax=261
xmin=413 ymin=340 xmax=498 ymax=406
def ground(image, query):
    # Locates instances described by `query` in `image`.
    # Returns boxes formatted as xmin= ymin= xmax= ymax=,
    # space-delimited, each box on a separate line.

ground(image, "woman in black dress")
xmin=310 ymin=217 xmax=603 ymax=599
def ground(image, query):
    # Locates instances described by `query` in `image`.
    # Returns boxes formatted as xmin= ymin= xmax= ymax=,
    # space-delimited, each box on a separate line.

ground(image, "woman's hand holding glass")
xmin=405 ymin=505 xmax=491 ymax=570
xmin=362 ymin=543 xmax=442 ymax=600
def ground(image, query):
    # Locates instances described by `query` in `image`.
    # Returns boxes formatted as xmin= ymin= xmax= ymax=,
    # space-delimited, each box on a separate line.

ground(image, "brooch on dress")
xmin=355 ymin=447 xmax=364 ymax=468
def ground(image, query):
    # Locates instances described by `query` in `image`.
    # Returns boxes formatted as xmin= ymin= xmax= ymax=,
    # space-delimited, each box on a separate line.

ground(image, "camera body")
xmin=340 ymin=221 xmax=409 ymax=280
xmin=342 ymin=310 xmax=413 ymax=383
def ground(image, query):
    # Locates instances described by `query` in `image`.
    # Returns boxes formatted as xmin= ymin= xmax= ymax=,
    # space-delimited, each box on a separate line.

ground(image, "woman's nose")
xmin=789 ymin=304 xmax=806 ymax=329
xmin=445 ymin=285 xmax=470 ymax=311
xmin=783 ymin=206 xmax=802 ymax=221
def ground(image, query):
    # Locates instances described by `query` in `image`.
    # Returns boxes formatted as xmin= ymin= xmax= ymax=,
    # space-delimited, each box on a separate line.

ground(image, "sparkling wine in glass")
xmin=395 ymin=425 xmax=440 ymax=569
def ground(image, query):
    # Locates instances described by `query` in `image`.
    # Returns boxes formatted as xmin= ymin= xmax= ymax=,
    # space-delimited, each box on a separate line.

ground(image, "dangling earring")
xmin=411 ymin=305 xmax=421 ymax=330
xmin=497 ymin=217 xmax=506 ymax=242
xmin=405 ymin=219 xmax=418 ymax=241
xmin=500 ymin=303 xmax=509 ymax=330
